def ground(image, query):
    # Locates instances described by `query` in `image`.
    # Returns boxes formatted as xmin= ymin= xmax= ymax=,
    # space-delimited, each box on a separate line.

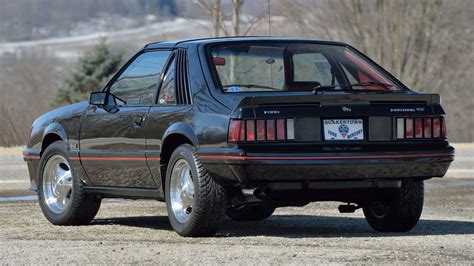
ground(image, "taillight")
xmin=432 ymin=117 xmax=440 ymax=138
xmin=228 ymin=118 xmax=295 ymax=143
xmin=276 ymin=119 xmax=286 ymax=140
xmin=405 ymin=118 xmax=414 ymax=139
xmin=266 ymin=119 xmax=275 ymax=141
xmin=246 ymin=120 xmax=255 ymax=141
xmin=441 ymin=116 xmax=447 ymax=138
xmin=396 ymin=116 xmax=446 ymax=140
xmin=228 ymin=120 xmax=244 ymax=142
xmin=396 ymin=118 xmax=404 ymax=139
xmin=423 ymin=118 xmax=432 ymax=138
xmin=256 ymin=120 xmax=265 ymax=140
xmin=414 ymin=118 xmax=423 ymax=138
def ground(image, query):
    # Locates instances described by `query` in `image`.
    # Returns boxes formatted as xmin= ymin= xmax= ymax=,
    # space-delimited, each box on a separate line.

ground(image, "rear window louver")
xmin=176 ymin=49 xmax=192 ymax=105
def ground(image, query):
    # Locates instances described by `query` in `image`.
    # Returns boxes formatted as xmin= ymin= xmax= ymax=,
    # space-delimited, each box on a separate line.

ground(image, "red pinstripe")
xmin=23 ymin=154 xmax=40 ymax=159
xmin=70 ymin=156 xmax=160 ymax=161
xmin=199 ymin=153 xmax=453 ymax=161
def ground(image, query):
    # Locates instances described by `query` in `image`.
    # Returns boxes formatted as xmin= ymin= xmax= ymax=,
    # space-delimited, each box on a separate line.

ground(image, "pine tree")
xmin=53 ymin=39 xmax=122 ymax=106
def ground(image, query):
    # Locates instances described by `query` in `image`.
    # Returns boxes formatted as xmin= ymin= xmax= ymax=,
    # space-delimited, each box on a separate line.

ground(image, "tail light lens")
xmin=414 ymin=118 xmax=423 ymax=138
xmin=432 ymin=117 xmax=440 ymax=138
xmin=228 ymin=120 xmax=244 ymax=142
xmin=229 ymin=118 xmax=295 ymax=143
xmin=405 ymin=118 xmax=414 ymax=139
xmin=246 ymin=120 xmax=255 ymax=141
xmin=266 ymin=119 xmax=276 ymax=141
xmin=276 ymin=119 xmax=286 ymax=140
xmin=441 ymin=116 xmax=447 ymax=138
xmin=396 ymin=116 xmax=447 ymax=140
xmin=423 ymin=118 xmax=432 ymax=138
xmin=256 ymin=120 xmax=265 ymax=140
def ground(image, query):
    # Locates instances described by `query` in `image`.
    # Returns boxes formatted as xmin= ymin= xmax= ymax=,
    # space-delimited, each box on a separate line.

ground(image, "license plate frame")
xmin=323 ymin=119 xmax=364 ymax=141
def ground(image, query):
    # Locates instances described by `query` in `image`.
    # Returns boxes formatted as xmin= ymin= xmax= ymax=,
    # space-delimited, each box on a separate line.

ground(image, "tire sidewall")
xmin=37 ymin=141 xmax=77 ymax=223
xmin=165 ymin=145 xmax=200 ymax=235
xmin=363 ymin=179 xmax=424 ymax=232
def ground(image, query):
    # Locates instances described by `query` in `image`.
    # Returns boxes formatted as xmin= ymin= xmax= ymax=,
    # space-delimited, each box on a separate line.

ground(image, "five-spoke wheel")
xmin=38 ymin=141 xmax=101 ymax=225
xmin=42 ymin=154 xmax=73 ymax=214
xmin=169 ymin=159 xmax=195 ymax=224
xmin=165 ymin=144 xmax=226 ymax=237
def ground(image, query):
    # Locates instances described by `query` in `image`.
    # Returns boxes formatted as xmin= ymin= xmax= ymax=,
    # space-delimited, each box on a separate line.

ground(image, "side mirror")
xmin=89 ymin=91 xmax=108 ymax=106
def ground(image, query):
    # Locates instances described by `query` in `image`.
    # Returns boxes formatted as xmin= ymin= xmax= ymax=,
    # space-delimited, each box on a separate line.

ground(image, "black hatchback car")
xmin=24 ymin=37 xmax=454 ymax=236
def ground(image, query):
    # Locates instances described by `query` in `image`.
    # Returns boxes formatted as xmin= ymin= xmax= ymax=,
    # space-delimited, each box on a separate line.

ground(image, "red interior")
xmin=343 ymin=51 xmax=396 ymax=91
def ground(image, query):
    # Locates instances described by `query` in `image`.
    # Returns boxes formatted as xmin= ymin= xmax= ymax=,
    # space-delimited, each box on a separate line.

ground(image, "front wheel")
xmin=363 ymin=179 xmax=424 ymax=232
xmin=38 ymin=141 xmax=101 ymax=225
xmin=165 ymin=144 xmax=226 ymax=237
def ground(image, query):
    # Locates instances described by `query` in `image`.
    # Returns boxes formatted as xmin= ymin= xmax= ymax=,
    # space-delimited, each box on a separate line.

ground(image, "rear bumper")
xmin=199 ymin=147 xmax=454 ymax=185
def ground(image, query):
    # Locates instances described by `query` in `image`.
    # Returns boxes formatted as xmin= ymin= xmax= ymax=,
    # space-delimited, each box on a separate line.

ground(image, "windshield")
xmin=209 ymin=42 xmax=403 ymax=93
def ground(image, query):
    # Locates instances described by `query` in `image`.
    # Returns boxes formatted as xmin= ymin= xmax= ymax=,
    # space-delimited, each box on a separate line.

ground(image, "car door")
xmin=143 ymin=49 xmax=193 ymax=190
xmin=80 ymin=50 xmax=172 ymax=188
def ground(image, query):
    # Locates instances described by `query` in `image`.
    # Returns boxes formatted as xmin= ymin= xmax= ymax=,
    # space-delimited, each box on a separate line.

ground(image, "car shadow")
xmin=91 ymin=214 xmax=474 ymax=238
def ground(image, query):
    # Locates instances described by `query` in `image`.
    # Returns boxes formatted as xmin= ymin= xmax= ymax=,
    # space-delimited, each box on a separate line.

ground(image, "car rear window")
xmin=209 ymin=42 xmax=402 ymax=93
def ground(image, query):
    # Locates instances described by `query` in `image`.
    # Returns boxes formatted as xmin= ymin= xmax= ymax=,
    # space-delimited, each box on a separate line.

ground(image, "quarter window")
xmin=109 ymin=51 xmax=171 ymax=105
xmin=158 ymin=57 xmax=176 ymax=105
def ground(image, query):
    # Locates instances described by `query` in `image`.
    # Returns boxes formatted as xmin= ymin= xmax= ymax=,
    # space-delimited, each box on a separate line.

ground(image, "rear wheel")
xmin=165 ymin=144 xmax=226 ymax=237
xmin=363 ymin=179 xmax=424 ymax=232
xmin=38 ymin=141 xmax=101 ymax=225
xmin=226 ymin=203 xmax=276 ymax=221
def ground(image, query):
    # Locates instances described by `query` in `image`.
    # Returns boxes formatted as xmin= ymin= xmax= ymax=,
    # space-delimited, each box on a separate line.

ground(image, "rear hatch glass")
xmin=209 ymin=42 xmax=403 ymax=93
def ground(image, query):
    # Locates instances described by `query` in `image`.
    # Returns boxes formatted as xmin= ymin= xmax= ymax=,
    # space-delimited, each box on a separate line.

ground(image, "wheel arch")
xmin=41 ymin=123 xmax=68 ymax=155
xmin=160 ymin=122 xmax=198 ymax=186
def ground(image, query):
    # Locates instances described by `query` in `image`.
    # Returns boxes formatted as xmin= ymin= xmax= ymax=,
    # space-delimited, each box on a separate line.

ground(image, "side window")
xmin=109 ymin=50 xmax=171 ymax=105
xmin=158 ymin=57 xmax=176 ymax=105
xmin=293 ymin=53 xmax=337 ymax=86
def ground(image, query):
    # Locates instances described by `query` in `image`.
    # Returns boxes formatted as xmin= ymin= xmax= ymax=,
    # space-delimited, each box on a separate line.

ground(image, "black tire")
xmin=38 ymin=141 xmax=101 ymax=225
xmin=165 ymin=144 xmax=226 ymax=237
xmin=363 ymin=179 xmax=424 ymax=232
xmin=226 ymin=204 xmax=276 ymax=221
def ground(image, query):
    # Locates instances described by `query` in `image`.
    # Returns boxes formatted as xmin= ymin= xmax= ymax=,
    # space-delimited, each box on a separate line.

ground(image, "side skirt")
xmin=84 ymin=186 xmax=164 ymax=201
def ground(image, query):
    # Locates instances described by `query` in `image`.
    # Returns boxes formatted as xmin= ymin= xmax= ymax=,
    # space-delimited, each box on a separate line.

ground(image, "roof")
xmin=144 ymin=36 xmax=348 ymax=49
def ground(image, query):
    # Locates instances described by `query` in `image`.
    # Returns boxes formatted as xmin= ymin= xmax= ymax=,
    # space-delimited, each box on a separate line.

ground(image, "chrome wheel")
xmin=42 ymin=154 xmax=73 ymax=214
xmin=169 ymin=159 xmax=195 ymax=224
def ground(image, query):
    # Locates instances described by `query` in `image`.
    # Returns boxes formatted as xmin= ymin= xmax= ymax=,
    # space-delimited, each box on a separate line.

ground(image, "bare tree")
xmin=193 ymin=0 xmax=266 ymax=37
xmin=277 ymin=0 xmax=473 ymax=142
xmin=231 ymin=0 xmax=243 ymax=35
xmin=0 ymin=51 xmax=64 ymax=146
xmin=193 ymin=0 xmax=223 ymax=37
xmin=280 ymin=0 xmax=471 ymax=90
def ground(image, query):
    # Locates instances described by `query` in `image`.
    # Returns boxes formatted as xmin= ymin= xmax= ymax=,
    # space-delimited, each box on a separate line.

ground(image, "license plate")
xmin=323 ymin=119 xmax=364 ymax=140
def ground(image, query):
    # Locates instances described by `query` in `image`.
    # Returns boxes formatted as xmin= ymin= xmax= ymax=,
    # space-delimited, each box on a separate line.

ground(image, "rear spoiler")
xmin=238 ymin=93 xmax=440 ymax=107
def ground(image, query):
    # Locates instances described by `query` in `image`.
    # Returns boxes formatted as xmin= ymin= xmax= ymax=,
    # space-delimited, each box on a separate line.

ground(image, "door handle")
xmin=132 ymin=116 xmax=144 ymax=128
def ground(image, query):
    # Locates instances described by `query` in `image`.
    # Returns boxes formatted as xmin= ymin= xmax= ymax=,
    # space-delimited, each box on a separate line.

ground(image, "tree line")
xmin=0 ymin=0 xmax=472 ymax=146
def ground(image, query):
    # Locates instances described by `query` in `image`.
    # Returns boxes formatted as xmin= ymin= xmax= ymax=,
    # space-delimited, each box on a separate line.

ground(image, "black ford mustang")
xmin=24 ymin=37 xmax=454 ymax=237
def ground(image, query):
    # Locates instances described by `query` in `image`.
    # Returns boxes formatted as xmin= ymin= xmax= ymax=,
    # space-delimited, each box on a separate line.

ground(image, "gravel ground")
xmin=0 ymin=178 xmax=473 ymax=264
xmin=1 ymin=146 xmax=473 ymax=264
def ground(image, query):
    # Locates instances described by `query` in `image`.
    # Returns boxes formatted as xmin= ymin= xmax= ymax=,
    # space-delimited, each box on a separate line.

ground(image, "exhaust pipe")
xmin=241 ymin=187 xmax=272 ymax=198
xmin=241 ymin=188 xmax=258 ymax=196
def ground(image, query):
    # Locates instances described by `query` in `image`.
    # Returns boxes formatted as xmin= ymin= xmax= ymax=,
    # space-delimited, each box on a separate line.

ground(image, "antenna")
xmin=267 ymin=0 xmax=272 ymax=36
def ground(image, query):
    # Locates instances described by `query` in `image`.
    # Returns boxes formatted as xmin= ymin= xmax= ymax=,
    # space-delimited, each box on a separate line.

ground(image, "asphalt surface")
xmin=0 ymin=144 xmax=473 ymax=264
